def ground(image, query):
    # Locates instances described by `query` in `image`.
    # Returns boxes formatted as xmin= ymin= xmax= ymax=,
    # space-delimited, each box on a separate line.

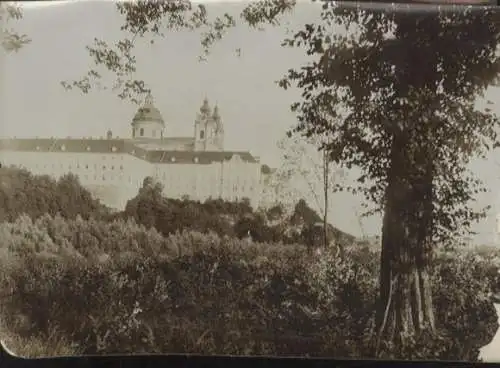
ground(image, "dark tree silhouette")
xmin=278 ymin=4 xmax=500 ymax=350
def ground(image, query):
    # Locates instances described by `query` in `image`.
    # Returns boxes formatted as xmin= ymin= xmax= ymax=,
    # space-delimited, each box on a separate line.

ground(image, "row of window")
xmin=154 ymin=171 xmax=256 ymax=189
xmin=13 ymin=162 xmax=255 ymax=185
xmin=82 ymin=174 xmax=128 ymax=182
xmin=132 ymin=128 xmax=163 ymax=138
xmin=35 ymin=145 xmax=121 ymax=153
xmin=159 ymin=179 xmax=254 ymax=194
xmin=29 ymin=163 xmax=125 ymax=171
xmin=8 ymin=161 xmax=257 ymax=193
xmin=22 ymin=148 xmax=245 ymax=166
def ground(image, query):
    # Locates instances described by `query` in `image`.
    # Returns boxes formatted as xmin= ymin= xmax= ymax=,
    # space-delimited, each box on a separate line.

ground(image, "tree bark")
xmin=375 ymin=127 xmax=436 ymax=355
xmin=323 ymin=150 xmax=329 ymax=249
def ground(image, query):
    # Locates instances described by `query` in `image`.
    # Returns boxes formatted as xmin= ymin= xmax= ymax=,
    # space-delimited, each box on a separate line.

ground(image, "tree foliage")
xmin=277 ymin=2 xmax=500 ymax=349
xmin=45 ymin=0 xmax=500 ymax=355
xmin=279 ymin=4 xmax=500 ymax=245
xmin=0 ymin=214 xmax=498 ymax=359
xmin=1 ymin=2 xmax=30 ymax=53
xmin=61 ymin=0 xmax=296 ymax=104
xmin=271 ymin=134 xmax=345 ymax=216
xmin=0 ymin=167 xmax=109 ymax=222
xmin=122 ymin=176 xmax=354 ymax=248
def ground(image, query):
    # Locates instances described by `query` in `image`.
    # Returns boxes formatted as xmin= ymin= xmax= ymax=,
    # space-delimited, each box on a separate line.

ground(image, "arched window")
xmin=140 ymin=128 xmax=144 ymax=137
xmin=152 ymin=130 xmax=156 ymax=138
xmin=132 ymin=129 xmax=136 ymax=138
xmin=200 ymin=130 xmax=205 ymax=139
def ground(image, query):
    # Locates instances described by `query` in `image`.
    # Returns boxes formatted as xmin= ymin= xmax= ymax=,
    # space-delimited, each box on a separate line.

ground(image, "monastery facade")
xmin=0 ymin=95 xmax=266 ymax=209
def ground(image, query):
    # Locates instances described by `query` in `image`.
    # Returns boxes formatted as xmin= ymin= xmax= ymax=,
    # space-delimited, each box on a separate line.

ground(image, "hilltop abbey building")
xmin=0 ymin=95 xmax=265 ymax=209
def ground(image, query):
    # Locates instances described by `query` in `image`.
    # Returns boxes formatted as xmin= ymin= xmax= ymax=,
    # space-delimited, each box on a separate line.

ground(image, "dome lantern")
xmin=144 ymin=92 xmax=154 ymax=106
xmin=200 ymin=97 xmax=211 ymax=116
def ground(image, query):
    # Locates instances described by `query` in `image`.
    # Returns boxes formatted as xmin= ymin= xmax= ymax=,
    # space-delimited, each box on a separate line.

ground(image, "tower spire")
xmin=200 ymin=96 xmax=211 ymax=115
xmin=213 ymin=103 xmax=220 ymax=119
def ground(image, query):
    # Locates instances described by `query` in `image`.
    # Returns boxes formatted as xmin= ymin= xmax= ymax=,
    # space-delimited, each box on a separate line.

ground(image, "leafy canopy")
xmin=277 ymin=3 xmax=500 ymax=245
xmin=61 ymin=0 xmax=296 ymax=104
xmin=1 ymin=2 xmax=31 ymax=52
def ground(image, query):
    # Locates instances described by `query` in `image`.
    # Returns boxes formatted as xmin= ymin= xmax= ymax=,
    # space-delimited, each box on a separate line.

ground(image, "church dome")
xmin=132 ymin=93 xmax=165 ymax=126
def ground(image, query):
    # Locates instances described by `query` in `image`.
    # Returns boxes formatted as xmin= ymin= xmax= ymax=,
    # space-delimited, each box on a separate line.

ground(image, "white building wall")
xmin=0 ymin=150 xmax=154 ymax=210
xmin=133 ymin=121 xmax=164 ymax=139
xmin=0 ymin=150 xmax=263 ymax=210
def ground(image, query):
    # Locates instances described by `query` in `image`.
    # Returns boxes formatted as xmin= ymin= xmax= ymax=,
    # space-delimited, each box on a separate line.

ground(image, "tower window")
xmin=140 ymin=128 xmax=144 ymax=137
xmin=200 ymin=130 xmax=205 ymax=139
xmin=132 ymin=129 xmax=136 ymax=138
xmin=152 ymin=130 xmax=156 ymax=138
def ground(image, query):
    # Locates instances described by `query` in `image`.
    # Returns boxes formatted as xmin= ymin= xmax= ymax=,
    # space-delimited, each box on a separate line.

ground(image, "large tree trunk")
xmin=323 ymin=150 xmax=329 ymax=249
xmin=375 ymin=128 xmax=436 ymax=355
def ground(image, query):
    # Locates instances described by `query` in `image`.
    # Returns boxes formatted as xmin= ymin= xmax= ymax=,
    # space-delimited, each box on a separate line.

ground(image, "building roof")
xmin=133 ymin=137 xmax=195 ymax=151
xmin=0 ymin=138 xmax=258 ymax=164
xmin=146 ymin=150 xmax=258 ymax=164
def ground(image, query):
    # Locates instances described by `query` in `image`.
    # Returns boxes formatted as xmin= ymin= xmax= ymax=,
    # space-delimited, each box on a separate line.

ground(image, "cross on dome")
xmin=145 ymin=92 xmax=154 ymax=106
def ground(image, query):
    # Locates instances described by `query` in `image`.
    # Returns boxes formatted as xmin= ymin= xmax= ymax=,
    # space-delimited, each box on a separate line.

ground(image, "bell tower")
xmin=209 ymin=104 xmax=224 ymax=150
xmin=194 ymin=98 xmax=224 ymax=151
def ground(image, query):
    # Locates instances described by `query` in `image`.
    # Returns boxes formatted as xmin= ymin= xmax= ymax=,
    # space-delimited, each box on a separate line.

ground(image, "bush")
xmin=0 ymin=168 xmax=109 ymax=222
xmin=123 ymin=179 xmax=354 ymax=247
xmin=0 ymin=216 xmax=498 ymax=360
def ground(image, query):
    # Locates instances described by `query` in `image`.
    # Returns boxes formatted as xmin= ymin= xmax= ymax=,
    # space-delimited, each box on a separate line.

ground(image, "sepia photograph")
xmin=2 ymin=0 xmax=500 ymax=362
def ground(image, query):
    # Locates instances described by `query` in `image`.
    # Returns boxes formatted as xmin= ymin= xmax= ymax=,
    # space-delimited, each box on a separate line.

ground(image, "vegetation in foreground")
xmin=0 ymin=168 xmax=498 ymax=360
xmin=7 ymin=0 xmax=500 ymax=355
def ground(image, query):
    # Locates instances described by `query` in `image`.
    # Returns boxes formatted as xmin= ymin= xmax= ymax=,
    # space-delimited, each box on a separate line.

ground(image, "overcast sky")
xmin=3 ymin=0 xmax=500 ymax=243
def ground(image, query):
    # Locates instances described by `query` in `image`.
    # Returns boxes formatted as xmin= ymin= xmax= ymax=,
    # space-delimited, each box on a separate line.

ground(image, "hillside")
xmin=0 ymin=168 xmax=358 ymax=248
xmin=120 ymin=176 xmax=359 ymax=248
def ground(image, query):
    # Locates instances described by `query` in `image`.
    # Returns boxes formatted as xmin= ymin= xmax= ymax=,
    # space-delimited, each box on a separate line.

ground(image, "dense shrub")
xmin=124 ymin=183 xmax=237 ymax=238
xmin=0 ymin=215 xmax=498 ymax=360
xmin=0 ymin=214 xmax=171 ymax=261
xmin=0 ymin=168 xmax=108 ymax=222
xmin=124 ymin=179 xmax=355 ymax=248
